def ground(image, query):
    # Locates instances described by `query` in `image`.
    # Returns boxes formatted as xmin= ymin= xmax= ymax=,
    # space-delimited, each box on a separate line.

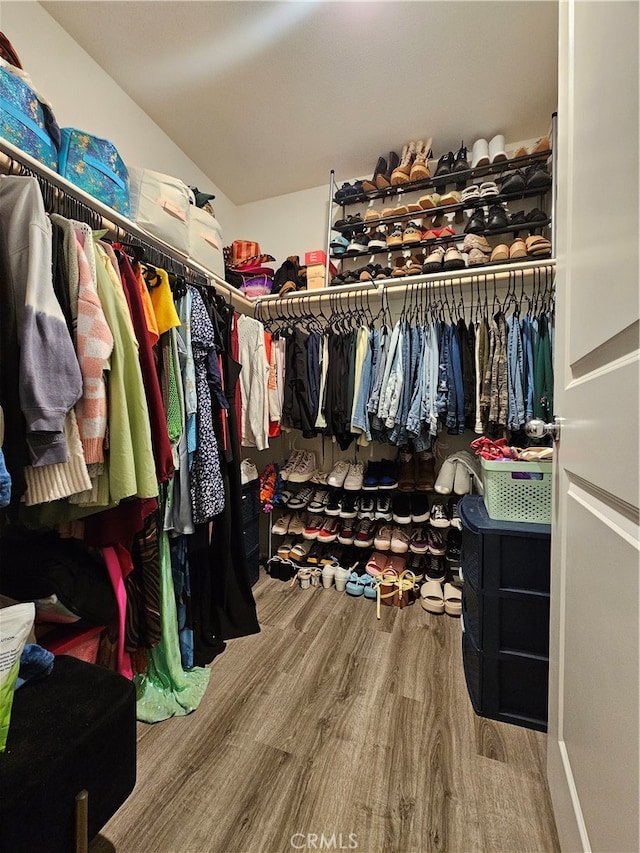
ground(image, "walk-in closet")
xmin=0 ymin=3 xmax=637 ymax=853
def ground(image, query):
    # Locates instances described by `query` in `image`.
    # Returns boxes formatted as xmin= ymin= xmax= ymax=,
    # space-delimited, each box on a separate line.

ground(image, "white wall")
xmin=1 ymin=1 xmax=238 ymax=236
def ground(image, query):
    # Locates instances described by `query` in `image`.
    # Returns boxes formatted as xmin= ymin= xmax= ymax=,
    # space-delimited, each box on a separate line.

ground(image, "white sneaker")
xmin=288 ymin=451 xmax=317 ymax=483
xmin=344 ymin=462 xmax=364 ymax=491
xmin=327 ymin=460 xmax=350 ymax=489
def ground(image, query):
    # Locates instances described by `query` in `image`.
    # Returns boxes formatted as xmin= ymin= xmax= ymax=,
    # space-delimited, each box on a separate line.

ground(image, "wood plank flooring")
xmin=90 ymin=571 xmax=560 ymax=853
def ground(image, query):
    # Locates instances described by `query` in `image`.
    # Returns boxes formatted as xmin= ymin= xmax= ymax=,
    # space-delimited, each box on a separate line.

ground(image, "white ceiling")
xmin=42 ymin=0 xmax=558 ymax=206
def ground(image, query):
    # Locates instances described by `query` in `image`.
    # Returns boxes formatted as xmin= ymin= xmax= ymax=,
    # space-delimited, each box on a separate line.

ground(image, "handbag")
xmin=127 ymin=166 xmax=191 ymax=255
xmin=58 ymin=128 xmax=130 ymax=215
xmin=0 ymin=65 xmax=58 ymax=170
xmin=188 ymin=204 xmax=224 ymax=278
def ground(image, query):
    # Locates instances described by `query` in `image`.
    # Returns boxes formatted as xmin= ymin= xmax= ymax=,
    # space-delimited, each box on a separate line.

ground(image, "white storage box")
xmin=188 ymin=205 xmax=224 ymax=278
xmin=127 ymin=167 xmax=191 ymax=255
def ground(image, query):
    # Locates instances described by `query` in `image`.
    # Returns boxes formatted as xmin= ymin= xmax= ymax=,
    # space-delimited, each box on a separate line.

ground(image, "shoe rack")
xmin=324 ymin=115 xmax=557 ymax=288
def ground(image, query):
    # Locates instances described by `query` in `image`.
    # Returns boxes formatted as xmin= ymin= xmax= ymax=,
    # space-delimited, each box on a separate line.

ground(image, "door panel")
xmin=549 ymin=2 xmax=639 ymax=852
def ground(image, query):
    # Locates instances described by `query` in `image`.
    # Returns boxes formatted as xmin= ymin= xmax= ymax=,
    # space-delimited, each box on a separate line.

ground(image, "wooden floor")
xmin=90 ymin=571 xmax=560 ymax=853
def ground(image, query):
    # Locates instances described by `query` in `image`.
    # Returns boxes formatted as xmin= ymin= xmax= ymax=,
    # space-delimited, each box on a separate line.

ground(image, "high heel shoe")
xmin=453 ymin=142 xmax=469 ymax=172
xmin=378 ymin=151 xmax=399 ymax=189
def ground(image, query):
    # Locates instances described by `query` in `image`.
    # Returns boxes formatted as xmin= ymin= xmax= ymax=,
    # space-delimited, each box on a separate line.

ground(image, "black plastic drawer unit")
xmin=459 ymin=496 xmax=551 ymax=731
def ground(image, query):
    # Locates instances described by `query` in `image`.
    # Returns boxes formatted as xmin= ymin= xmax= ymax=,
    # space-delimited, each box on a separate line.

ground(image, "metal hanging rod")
xmin=254 ymin=258 xmax=556 ymax=311
xmin=0 ymin=138 xmax=253 ymax=312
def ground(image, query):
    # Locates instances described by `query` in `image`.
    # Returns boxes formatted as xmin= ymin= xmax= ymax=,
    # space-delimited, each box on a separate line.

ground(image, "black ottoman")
xmin=0 ymin=655 xmax=137 ymax=852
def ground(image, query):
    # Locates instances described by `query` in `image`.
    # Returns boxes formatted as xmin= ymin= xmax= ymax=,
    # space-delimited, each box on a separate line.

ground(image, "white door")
xmin=548 ymin=2 xmax=639 ymax=851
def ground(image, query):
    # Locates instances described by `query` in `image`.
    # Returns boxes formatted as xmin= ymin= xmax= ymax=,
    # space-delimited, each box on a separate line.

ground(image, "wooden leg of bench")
xmin=75 ymin=789 xmax=88 ymax=853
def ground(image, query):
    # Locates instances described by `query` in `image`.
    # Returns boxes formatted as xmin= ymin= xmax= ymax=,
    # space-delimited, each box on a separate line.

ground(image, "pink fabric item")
xmin=102 ymin=545 xmax=133 ymax=679
xmin=73 ymin=232 xmax=114 ymax=463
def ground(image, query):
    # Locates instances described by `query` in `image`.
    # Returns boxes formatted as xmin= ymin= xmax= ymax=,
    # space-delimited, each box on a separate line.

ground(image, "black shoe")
xmin=524 ymin=165 xmax=552 ymax=190
xmin=362 ymin=156 xmax=387 ymax=193
xmin=453 ymin=143 xmax=469 ymax=172
xmin=464 ymin=210 xmax=487 ymax=234
xmin=526 ymin=207 xmax=548 ymax=223
xmin=500 ymin=170 xmax=526 ymax=195
xmin=445 ymin=529 xmax=462 ymax=567
xmin=487 ymin=204 xmax=509 ymax=230
xmin=346 ymin=231 xmax=369 ymax=253
xmin=392 ymin=493 xmax=412 ymax=525
xmin=434 ymin=152 xmax=455 ymax=177
xmin=380 ymin=150 xmax=400 ymax=187
xmin=425 ymin=554 xmax=446 ymax=583
xmin=325 ymin=490 xmax=344 ymax=516
xmin=509 ymin=210 xmax=528 ymax=226
xmin=410 ymin=493 xmax=430 ymax=523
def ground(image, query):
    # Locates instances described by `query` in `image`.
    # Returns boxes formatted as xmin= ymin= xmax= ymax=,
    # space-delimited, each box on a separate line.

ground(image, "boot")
xmin=362 ymin=156 xmax=387 ymax=193
xmin=398 ymin=445 xmax=416 ymax=491
xmin=391 ymin=141 xmax=417 ymax=186
xmin=415 ymin=450 xmax=436 ymax=492
xmin=378 ymin=150 xmax=399 ymax=189
xmin=409 ymin=137 xmax=433 ymax=182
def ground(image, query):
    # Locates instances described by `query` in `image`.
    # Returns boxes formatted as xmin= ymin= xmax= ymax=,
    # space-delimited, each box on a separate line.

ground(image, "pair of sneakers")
xmin=327 ymin=460 xmax=364 ymax=490
xmin=281 ymin=450 xmax=317 ymax=483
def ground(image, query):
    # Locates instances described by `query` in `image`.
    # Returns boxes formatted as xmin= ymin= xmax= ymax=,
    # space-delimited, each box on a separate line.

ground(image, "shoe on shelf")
xmin=373 ymin=524 xmax=393 ymax=551
xmin=439 ymin=189 xmax=462 ymax=206
xmin=500 ymin=170 xmax=526 ymax=195
xmin=443 ymin=246 xmax=466 ymax=271
xmin=354 ymin=518 xmax=376 ymax=548
xmin=509 ymin=237 xmax=528 ymax=260
xmin=390 ymin=527 xmax=410 ymax=555
xmin=307 ymin=489 xmax=330 ymax=513
xmin=402 ymin=222 xmax=423 ymax=245
xmin=479 ymin=181 xmax=500 ymax=199
xmin=271 ymin=513 xmax=292 ymax=536
xmin=328 ymin=460 xmax=350 ymax=489
xmin=415 ymin=450 xmax=436 ymax=491
xmin=288 ymin=512 xmax=306 ymax=536
xmin=386 ymin=224 xmax=404 ymax=248
xmin=427 ymin=527 xmax=448 ymax=556
xmin=391 ymin=141 xmax=417 ymax=186
xmin=460 ymin=185 xmax=480 ymax=204
xmin=435 ymin=457 xmax=456 ymax=494
xmin=344 ymin=462 xmax=364 ymax=491
xmin=290 ymin=539 xmax=313 ymax=562
xmin=445 ymin=528 xmax=462 ymax=567
xmin=276 ymin=536 xmax=295 ymax=559
xmin=288 ymin=451 xmax=317 ymax=483
xmin=303 ymin=515 xmax=324 ymax=540
xmin=392 ymin=493 xmax=412 ymax=525
xmin=430 ymin=501 xmax=451 ymax=529
xmin=409 ymin=138 xmax=433 ymax=182
xmin=424 ymin=555 xmax=446 ymax=583
xmin=490 ymin=243 xmax=510 ymax=263
xmin=317 ymin=517 xmax=340 ymax=544
xmin=378 ymin=150 xmax=400 ymax=188
xmin=434 ymin=151 xmax=455 ymax=178
xmin=407 ymin=553 xmax=427 ymax=582
xmin=525 ymin=164 xmax=552 ymax=190
xmin=526 ymin=207 xmax=548 ymax=224
xmin=287 ymin=486 xmax=315 ymax=511
xmin=347 ymin=232 xmax=369 ymax=254
xmin=362 ymin=155 xmax=388 ymax=193
xmin=419 ymin=192 xmax=441 ymax=210
xmin=364 ymin=206 xmax=381 ymax=223
xmin=306 ymin=543 xmax=323 ymax=565
xmin=487 ymin=204 xmax=509 ymax=230
xmin=409 ymin=526 xmax=429 ymax=555
xmin=422 ymin=245 xmax=446 ymax=273
xmin=489 ymin=134 xmax=507 ymax=164
xmin=280 ymin=450 xmax=303 ymax=481
xmin=321 ymin=562 xmax=336 ymax=588
xmin=339 ymin=492 xmax=359 ymax=519
xmin=325 ymin=489 xmax=343 ymax=516
xmin=464 ymin=209 xmax=487 ymax=235
xmin=378 ymin=459 xmax=399 ymax=490
xmin=397 ymin=446 xmax=416 ymax=491
xmin=526 ymin=235 xmax=552 ymax=256
xmin=337 ymin=520 xmax=356 ymax=546
xmin=410 ymin=493 xmax=430 ymax=523
xmin=362 ymin=460 xmax=381 ymax=491
xmin=357 ymin=494 xmax=376 ymax=521
xmin=462 ymin=233 xmax=492 ymax=255
xmin=471 ymin=138 xmax=490 ymax=168
xmin=367 ymin=229 xmax=387 ymax=250
xmin=453 ymin=143 xmax=469 ymax=172
xmin=468 ymin=247 xmax=487 ymax=267
xmin=449 ymin=498 xmax=462 ymax=530
xmin=374 ymin=494 xmax=393 ymax=521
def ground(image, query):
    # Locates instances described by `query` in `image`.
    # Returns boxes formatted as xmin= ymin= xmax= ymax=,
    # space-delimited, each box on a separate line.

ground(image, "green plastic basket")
xmin=481 ymin=458 xmax=553 ymax=524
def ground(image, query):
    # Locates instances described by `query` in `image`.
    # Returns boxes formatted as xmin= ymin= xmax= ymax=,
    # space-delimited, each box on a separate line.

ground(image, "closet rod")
xmin=0 ymin=138 xmax=253 ymax=313
xmin=254 ymin=258 xmax=556 ymax=310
